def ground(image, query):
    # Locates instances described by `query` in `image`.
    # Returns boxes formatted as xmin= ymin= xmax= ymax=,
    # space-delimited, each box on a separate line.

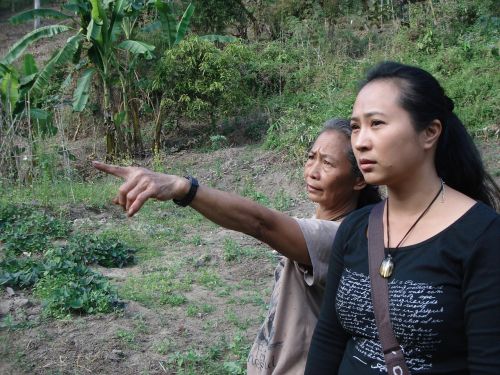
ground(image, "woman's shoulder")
xmin=343 ymin=203 xmax=378 ymax=225
xmin=456 ymin=201 xmax=499 ymax=231
xmin=335 ymin=203 xmax=379 ymax=238
xmin=437 ymin=201 xmax=499 ymax=251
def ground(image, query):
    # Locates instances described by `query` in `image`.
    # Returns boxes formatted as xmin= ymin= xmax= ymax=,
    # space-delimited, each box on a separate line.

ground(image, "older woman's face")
xmin=304 ymin=131 xmax=359 ymax=208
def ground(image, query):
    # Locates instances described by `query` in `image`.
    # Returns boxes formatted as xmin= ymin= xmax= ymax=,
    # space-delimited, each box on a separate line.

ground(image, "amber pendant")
xmin=379 ymin=254 xmax=394 ymax=278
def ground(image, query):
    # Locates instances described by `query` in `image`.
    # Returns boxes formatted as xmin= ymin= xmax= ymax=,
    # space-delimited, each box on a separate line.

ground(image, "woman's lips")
xmin=359 ymin=159 xmax=376 ymax=172
xmin=307 ymin=184 xmax=321 ymax=193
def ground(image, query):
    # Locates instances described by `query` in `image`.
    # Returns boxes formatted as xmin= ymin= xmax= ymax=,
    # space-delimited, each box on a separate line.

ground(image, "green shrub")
xmin=153 ymin=37 xmax=250 ymax=128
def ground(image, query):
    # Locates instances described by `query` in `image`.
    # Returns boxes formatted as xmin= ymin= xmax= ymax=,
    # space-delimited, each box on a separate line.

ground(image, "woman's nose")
xmin=353 ymin=128 xmax=370 ymax=151
xmin=307 ymin=160 xmax=321 ymax=179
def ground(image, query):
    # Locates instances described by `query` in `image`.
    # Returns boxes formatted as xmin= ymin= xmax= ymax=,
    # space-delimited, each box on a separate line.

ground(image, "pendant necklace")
xmin=379 ymin=179 xmax=445 ymax=278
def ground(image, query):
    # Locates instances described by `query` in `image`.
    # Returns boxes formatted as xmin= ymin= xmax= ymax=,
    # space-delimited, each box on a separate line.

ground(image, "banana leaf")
xmin=0 ymin=73 xmax=20 ymax=111
xmin=1 ymin=25 xmax=71 ymax=65
xmin=72 ymin=68 xmax=95 ymax=112
xmin=155 ymin=0 xmax=177 ymax=48
xmin=9 ymin=8 xmax=71 ymax=24
xmin=117 ymin=40 xmax=155 ymax=58
xmin=22 ymin=54 xmax=38 ymax=76
xmin=174 ymin=3 xmax=195 ymax=46
xmin=30 ymin=34 xmax=84 ymax=96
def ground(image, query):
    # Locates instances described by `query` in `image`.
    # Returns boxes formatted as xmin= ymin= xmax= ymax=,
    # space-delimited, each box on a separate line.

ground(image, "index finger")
xmin=92 ymin=161 xmax=130 ymax=179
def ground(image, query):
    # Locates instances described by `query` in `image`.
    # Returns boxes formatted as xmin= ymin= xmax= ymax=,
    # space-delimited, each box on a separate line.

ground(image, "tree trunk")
xmin=34 ymin=0 xmax=40 ymax=29
xmin=103 ymin=79 xmax=116 ymax=161
xmin=129 ymin=98 xmax=144 ymax=156
xmin=153 ymin=107 xmax=163 ymax=155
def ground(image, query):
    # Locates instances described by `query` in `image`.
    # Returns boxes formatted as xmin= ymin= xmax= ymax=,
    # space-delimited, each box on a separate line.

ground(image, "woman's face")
xmin=350 ymin=80 xmax=428 ymax=186
xmin=303 ymin=130 xmax=359 ymax=208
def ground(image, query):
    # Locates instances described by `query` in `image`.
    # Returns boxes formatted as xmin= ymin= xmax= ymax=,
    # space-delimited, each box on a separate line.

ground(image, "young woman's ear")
xmin=422 ymin=119 xmax=442 ymax=149
xmin=353 ymin=176 xmax=367 ymax=191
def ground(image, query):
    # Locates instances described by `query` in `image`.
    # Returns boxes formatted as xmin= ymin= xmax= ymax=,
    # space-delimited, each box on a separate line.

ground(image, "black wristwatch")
xmin=173 ymin=176 xmax=199 ymax=207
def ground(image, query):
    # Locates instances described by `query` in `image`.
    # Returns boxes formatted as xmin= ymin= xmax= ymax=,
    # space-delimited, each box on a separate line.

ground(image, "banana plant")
xmin=151 ymin=0 xmax=195 ymax=49
xmin=0 ymin=54 xmax=57 ymax=137
xmin=2 ymin=0 xmax=195 ymax=158
xmin=0 ymin=0 xmax=174 ymax=158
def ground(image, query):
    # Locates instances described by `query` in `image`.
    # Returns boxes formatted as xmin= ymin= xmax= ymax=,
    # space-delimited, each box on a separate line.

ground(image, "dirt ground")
xmin=0 ymin=145 xmax=312 ymax=375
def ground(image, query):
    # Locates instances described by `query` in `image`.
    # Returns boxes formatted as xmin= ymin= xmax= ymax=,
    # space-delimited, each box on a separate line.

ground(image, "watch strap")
xmin=173 ymin=176 xmax=199 ymax=207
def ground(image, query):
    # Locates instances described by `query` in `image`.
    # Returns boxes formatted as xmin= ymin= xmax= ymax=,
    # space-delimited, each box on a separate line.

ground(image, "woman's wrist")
xmin=172 ymin=175 xmax=190 ymax=200
xmin=173 ymin=176 xmax=199 ymax=206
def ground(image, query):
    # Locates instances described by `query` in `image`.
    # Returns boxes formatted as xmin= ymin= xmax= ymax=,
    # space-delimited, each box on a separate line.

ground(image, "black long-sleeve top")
xmin=305 ymin=202 xmax=500 ymax=374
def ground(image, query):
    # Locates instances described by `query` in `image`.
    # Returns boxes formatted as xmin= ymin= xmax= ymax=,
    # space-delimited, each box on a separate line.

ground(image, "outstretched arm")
xmin=93 ymin=162 xmax=311 ymax=265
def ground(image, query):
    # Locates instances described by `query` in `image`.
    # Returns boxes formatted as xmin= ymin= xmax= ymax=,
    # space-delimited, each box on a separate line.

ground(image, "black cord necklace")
xmin=379 ymin=180 xmax=444 ymax=278
xmin=328 ymin=210 xmax=353 ymax=222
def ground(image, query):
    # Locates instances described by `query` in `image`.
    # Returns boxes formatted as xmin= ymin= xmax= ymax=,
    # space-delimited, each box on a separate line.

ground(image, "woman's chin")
xmin=361 ymin=173 xmax=383 ymax=186
xmin=307 ymin=193 xmax=321 ymax=204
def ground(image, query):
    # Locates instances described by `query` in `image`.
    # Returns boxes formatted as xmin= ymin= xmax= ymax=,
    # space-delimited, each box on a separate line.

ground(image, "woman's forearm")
xmin=92 ymin=162 xmax=310 ymax=264
xmin=190 ymin=185 xmax=311 ymax=265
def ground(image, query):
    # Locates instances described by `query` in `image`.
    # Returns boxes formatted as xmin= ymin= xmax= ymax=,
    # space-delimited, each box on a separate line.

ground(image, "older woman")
xmin=93 ymin=118 xmax=381 ymax=375
xmin=305 ymin=62 xmax=500 ymax=374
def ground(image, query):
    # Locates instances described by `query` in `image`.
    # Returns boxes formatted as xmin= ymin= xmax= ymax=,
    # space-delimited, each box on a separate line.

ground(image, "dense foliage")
xmin=0 ymin=0 xmax=498 ymax=178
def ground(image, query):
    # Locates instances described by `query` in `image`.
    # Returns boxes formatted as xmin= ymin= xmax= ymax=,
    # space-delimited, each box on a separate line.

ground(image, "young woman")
xmin=305 ymin=62 xmax=500 ymax=374
xmin=93 ymin=119 xmax=381 ymax=375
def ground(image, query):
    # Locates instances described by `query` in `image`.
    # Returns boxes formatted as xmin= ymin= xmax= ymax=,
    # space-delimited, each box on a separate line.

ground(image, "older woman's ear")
xmin=353 ymin=176 xmax=367 ymax=191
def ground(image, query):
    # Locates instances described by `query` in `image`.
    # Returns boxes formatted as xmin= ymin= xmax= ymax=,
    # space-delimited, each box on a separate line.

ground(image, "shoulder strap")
xmin=368 ymin=201 xmax=411 ymax=375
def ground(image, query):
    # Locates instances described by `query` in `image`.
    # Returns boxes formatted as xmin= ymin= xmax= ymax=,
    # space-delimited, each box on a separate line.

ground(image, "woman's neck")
xmin=316 ymin=198 xmax=358 ymax=221
xmin=386 ymin=170 xmax=442 ymax=216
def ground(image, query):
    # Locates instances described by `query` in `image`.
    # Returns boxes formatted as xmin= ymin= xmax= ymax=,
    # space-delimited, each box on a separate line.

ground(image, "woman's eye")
xmin=323 ymin=160 xmax=332 ymax=167
xmin=350 ymin=122 xmax=360 ymax=131
xmin=372 ymin=120 xmax=384 ymax=126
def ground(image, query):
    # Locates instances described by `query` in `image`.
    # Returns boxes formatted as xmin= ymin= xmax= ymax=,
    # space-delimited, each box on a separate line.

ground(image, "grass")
xmin=115 ymin=328 xmax=136 ymax=346
xmin=0 ymin=178 xmax=120 ymax=211
xmin=186 ymin=303 xmax=216 ymax=317
xmin=163 ymin=332 xmax=249 ymax=375
xmin=119 ymin=267 xmax=192 ymax=307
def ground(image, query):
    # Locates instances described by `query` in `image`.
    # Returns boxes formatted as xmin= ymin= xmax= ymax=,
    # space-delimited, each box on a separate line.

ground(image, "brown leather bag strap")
xmin=368 ymin=201 xmax=411 ymax=375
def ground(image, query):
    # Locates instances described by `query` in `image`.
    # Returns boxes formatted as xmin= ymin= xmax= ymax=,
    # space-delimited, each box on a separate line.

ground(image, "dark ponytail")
xmin=321 ymin=118 xmax=382 ymax=208
xmin=361 ymin=62 xmax=499 ymax=210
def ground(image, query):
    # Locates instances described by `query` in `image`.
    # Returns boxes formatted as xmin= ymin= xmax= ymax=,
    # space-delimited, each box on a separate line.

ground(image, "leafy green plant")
xmin=209 ymin=135 xmax=228 ymax=150
xmin=115 ymin=328 xmax=136 ymax=346
xmin=240 ymin=180 xmax=270 ymax=206
xmin=186 ymin=303 xmax=215 ymax=317
xmin=0 ymin=204 xmax=70 ymax=255
xmin=222 ymin=238 xmax=241 ymax=262
xmin=0 ymin=257 xmax=44 ymax=287
xmin=272 ymin=188 xmax=294 ymax=211
xmin=67 ymin=233 xmax=136 ymax=268
xmin=0 ymin=202 xmax=138 ymax=318
xmin=33 ymin=266 xmax=120 ymax=318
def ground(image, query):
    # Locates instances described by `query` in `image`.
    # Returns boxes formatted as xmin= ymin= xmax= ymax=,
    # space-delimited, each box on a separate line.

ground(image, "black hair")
xmin=360 ymin=61 xmax=499 ymax=210
xmin=320 ymin=118 xmax=382 ymax=209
